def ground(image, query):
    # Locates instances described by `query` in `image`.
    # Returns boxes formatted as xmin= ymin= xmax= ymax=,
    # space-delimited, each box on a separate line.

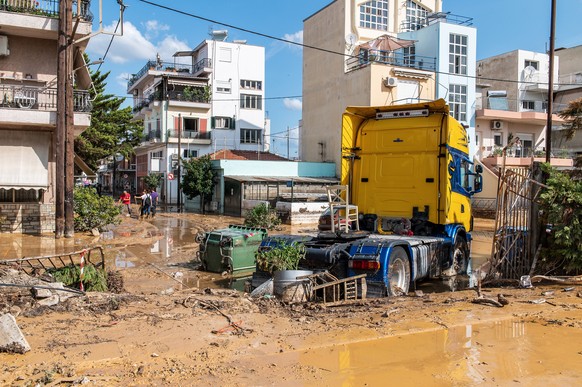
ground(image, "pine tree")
xmin=74 ymin=57 xmax=143 ymax=172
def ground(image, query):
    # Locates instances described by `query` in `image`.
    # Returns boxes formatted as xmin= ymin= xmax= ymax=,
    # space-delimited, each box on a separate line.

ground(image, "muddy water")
xmin=292 ymin=319 xmax=582 ymax=386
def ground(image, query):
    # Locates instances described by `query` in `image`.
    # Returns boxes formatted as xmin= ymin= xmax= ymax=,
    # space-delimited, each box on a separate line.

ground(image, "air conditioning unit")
xmin=491 ymin=120 xmax=504 ymax=130
xmin=383 ymin=77 xmax=398 ymax=88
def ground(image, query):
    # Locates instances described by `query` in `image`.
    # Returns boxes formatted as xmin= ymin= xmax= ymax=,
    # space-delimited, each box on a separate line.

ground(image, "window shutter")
xmin=174 ymin=116 xmax=180 ymax=130
xmin=200 ymin=118 xmax=207 ymax=133
xmin=211 ymin=117 xmax=215 ymax=129
xmin=230 ymin=117 xmax=235 ymax=129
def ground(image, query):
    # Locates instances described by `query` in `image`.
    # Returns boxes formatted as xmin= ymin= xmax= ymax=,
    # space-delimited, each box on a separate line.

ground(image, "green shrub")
xmin=256 ymin=243 xmax=306 ymax=273
xmin=244 ymin=203 xmax=281 ymax=229
xmin=74 ymin=187 xmax=121 ymax=232
xmin=539 ymin=164 xmax=582 ymax=272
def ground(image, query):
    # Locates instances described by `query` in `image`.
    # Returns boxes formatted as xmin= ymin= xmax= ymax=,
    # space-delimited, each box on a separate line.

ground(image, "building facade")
xmin=301 ymin=0 xmax=477 ymax=171
xmin=0 ymin=1 xmax=93 ymax=233
xmin=127 ymin=31 xmax=269 ymax=204
xmin=554 ymin=45 xmax=582 ymax=156
xmin=475 ymin=50 xmax=572 ymax=168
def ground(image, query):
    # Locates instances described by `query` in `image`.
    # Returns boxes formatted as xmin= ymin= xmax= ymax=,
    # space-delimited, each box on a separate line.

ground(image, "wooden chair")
xmin=326 ymin=185 xmax=359 ymax=233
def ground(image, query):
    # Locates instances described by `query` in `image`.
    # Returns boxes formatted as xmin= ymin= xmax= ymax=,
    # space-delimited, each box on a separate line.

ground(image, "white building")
xmin=127 ymin=31 xmax=269 ymax=204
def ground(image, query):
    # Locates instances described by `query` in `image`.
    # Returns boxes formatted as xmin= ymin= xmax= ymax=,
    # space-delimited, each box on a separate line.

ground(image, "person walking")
xmin=118 ymin=190 xmax=132 ymax=217
xmin=140 ymin=190 xmax=152 ymax=219
xmin=150 ymin=188 xmax=159 ymax=218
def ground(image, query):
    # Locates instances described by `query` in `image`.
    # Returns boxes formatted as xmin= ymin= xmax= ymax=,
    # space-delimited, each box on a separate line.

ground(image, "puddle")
xmin=293 ymin=319 xmax=582 ymax=385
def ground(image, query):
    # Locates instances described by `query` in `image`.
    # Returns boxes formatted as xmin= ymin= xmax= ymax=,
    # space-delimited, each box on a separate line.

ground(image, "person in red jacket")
xmin=118 ymin=190 xmax=132 ymax=216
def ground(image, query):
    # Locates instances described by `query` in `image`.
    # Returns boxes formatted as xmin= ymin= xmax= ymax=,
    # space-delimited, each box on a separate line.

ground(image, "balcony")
xmin=479 ymin=96 xmax=570 ymax=113
xmin=400 ymin=12 xmax=473 ymax=32
xmin=481 ymin=147 xmax=574 ymax=170
xmin=143 ymin=129 xmax=162 ymax=143
xmin=0 ymin=0 xmax=93 ymax=21
xmin=0 ymin=84 xmax=92 ymax=112
xmin=346 ymin=50 xmax=436 ymax=73
xmin=167 ymin=130 xmax=211 ymax=140
xmin=132 ymin=85 xmax=211 ymax=114
xmin=127 ymin=59 xmax=210 ymax=90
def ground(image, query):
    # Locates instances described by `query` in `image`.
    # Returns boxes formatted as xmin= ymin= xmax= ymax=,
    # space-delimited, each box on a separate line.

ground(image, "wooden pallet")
xmin=297 ymin=271 xmax=367 ymax=306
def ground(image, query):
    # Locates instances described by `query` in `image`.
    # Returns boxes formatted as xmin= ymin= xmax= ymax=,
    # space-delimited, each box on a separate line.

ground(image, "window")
xmin=218 ymin=47 xmax=232 ymax=62
xmin=183 ymin=149 xmax=198 ymax=158
xmin=240 ymin=80 xmax=262 ymax=90
xmin=0 ymin=189 xmax=43 ymax=203
xmin=151 ymin=151 xmax=163 ymax=159
xmin=494 ymin=133 xmax=502 ymax=147
xmin=449 ymin=34 xmax=468 ymax=75
xmin=448 ymin=84 xmax=467 ymax=122
xmin=213 ymin=116 xmax=235 ymax=129
xmin=524 ymin=60 xmax=538 ymax=70
xmin=240 ymin=128 xmax=262 ymax=144
xmin=404 ymin=0 xmax=429 ymax=31
xmin=216 ymin=86 xmax=231 ymax=93
xmin=359 ymin=0 xmax=388 ymax=31
xmin=521 ymin=100 xmax=535 ymax=110
xmin=240 ymin=94 xmax=262 ymax=110
xmin=183 ymin=117 xmax=199 ymax=132
xmin=403 ymin=46 xmax=416 ymax=66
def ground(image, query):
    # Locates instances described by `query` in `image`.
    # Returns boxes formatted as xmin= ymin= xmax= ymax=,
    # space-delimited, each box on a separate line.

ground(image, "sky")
xmin=86 ymin=0 xmax=582 ymax=158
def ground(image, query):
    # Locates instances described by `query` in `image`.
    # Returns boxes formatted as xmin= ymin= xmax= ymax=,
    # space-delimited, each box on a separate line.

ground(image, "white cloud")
xmin=155 ymin=35 xmax=191 ymax=61
xmin=87 ymin=21 xmax=156 ymax=64
xmin=144 ymin=20 xmax=170 ymax=40
xmin=283 ymin=30 xmax=303 ymax=46
xmin=86 ymin=21 xmax=190 ymax=65
xmin=283 ymin=98 xmax=302 ymax=111
xmin=266 ymin=30 xmax=303 ymax=59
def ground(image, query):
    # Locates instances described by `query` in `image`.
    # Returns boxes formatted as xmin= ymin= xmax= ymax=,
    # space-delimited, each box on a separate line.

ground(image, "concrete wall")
xmin=212 ymin=159 xmax=336 ymax=177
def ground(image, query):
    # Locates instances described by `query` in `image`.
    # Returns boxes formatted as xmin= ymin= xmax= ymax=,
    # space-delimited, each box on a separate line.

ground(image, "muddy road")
xmin=1 ymin=213 xmax=581 ymax=386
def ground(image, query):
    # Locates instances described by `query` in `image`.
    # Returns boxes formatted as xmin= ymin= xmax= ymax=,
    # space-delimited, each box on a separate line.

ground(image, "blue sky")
xmin=86 ymin=0 xmax=582 ymax=158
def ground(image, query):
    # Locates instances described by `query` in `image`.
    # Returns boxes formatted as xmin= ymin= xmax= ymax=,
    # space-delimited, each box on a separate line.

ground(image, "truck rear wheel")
xmin=387 ymin=246 xmax=410 ymax=296
xmin=452 ymin=237 xmax=469 ymax=275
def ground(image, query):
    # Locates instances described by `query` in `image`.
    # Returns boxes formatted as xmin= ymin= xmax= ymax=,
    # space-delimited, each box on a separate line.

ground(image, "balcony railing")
xmin=167 ymin=130 xmax=211 ymax=140
xmin=0 ymin=85 xmax=92 ymax=112
xmin=476 ymin=96 xmax=566 ymax=114
xmin=0 ymin=0 xmax=93 ymax=21
xmin=127 ymin=59 xmax=210 ymax=90
xmin=346 ymin=50 xmax=436 ymax=72
xmin=192 ymin=58 xmax=212 ymax=74
xmin=143 ymin=129 xmax=161 ymax=142
xmin=400 ymin=12 xmax=473 ymax=32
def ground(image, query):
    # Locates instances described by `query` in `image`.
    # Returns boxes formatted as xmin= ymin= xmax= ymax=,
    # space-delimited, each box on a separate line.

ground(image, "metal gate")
xmin=488 ymin=163 xmax=548 ymax=279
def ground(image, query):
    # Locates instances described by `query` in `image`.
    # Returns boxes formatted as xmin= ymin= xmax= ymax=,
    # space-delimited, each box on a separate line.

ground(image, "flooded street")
xmin=1 ymin=213 xmax=581 ymax=385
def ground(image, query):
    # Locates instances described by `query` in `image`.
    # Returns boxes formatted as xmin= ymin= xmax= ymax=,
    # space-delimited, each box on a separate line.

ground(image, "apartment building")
xmin=554 ymin=45 xmax=582 ymax=156
xmin=0 ymin=1 xmax=93 ymax=233
xmin=301 ymin=0 xmax=478 ymax=171
xmin=127 ymin=31 xmax=269 ymax=204
xmin=475 ymin=49 xmax=571 ymax=171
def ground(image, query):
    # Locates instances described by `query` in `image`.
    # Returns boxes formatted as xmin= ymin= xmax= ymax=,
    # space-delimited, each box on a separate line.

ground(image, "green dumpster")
xmin=198 ymin=225 xmax=268 ymax=277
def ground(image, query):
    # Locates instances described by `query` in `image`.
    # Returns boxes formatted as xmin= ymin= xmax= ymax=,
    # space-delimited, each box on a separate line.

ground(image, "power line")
xmin=97 ymin=19 xmax=122 ymax=72
xmin=135 ymin=0 xmax=581 ymax=88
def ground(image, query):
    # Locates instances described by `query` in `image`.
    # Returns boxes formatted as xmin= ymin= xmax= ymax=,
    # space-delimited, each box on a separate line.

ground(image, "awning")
xmin=0 ymin=131 xmax=50 ymax=190
xmin=225 ymin=176 xmax=339 ymax=184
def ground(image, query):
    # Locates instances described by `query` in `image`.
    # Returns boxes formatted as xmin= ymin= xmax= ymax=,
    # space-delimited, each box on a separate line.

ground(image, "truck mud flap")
xmin=366 ymin=281 xmax=388 ymax=298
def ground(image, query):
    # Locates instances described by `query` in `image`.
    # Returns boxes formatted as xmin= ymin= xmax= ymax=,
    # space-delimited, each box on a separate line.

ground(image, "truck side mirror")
xmin=473 ymin=175 xmax=483 ymax=194
xmin=475 ymin=164 xmax=483 ymax=174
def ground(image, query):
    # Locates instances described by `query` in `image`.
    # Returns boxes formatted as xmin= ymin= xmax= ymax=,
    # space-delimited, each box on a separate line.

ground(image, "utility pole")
xmin=177 ymin=113 xmax=182 ymax=213
xmin=545 ymin=0 xmax=557 ymax=163
xmin=64 ymin=0 xmax=74 ymax=237
xmin=287 ymin=126 xmax=290 ymax=160
xmin=56 ymin=0 xmax=72 ymax=238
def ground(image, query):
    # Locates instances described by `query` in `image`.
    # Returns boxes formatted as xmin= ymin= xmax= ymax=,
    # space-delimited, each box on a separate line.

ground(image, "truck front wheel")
xmin=452 ymin=237 xmax=469 ymax=275
xmin=387 ymin=246 xmax=410 ymax=296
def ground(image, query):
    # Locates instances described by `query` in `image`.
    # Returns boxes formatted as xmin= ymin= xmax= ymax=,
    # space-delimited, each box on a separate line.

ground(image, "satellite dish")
xmin=345 ymin=33 xmax=357 ymax=46
xmin=523 ymin=65 xmax=536 ymax=79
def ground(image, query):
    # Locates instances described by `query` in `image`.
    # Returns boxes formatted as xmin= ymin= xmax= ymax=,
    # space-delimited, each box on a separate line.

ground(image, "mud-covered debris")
xmin=541 ymin=291 xmax=554 ymax=297
xmin=381 ymin=308 xmax=399 ymax=317
xmin=529 ymin=298 xmax=546 ymax=304
xmin=497 ymin=294 xmax=509 ymax=306
xmin=414 ymin=290 xmax=424 ymax=297
xmin=563 ymin=287 xmax=575 ymax=292
xmin=0 ymin=313 xmax=31 ymax=354
xmin=472 ymin=297 xmax=504 ymax=307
